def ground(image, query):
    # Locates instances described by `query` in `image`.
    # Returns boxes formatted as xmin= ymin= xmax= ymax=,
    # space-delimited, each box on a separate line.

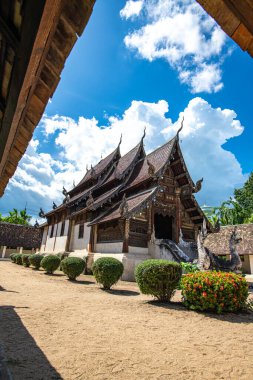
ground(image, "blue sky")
xmin=0 ymin=0 xmax=252 ymax=221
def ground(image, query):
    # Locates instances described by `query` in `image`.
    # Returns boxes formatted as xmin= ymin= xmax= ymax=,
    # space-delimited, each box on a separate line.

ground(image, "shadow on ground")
xmin=104 ymin=288 xmax=140 ymax=296
xmin=0 ymin=286 xmax=18 ymax=293
xmin=146 ymin=300 xmax=253 ymax=324
xmin=0 ymin=305 xmax=62 ymax=379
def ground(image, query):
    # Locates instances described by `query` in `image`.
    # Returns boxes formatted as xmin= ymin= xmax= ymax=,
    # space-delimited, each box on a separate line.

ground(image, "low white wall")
xmin=129 ymin=246 xmax=148 ymax=254
xmin=249 ymin=255 xmax=253 ymax=274
xmin=95 ymin=242 xmax=123 ymax=253
xmin=92 ymin=252 xmax=151 ymax=282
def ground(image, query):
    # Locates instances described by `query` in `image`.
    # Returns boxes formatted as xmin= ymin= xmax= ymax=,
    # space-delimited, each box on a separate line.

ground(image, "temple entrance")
xmin=154 ymin=213 xmax=173 ymax=240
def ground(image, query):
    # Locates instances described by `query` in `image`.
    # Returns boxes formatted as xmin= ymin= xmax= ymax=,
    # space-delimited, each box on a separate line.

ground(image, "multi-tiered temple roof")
xmin=45 ymin=131 xmax=207 ymax=230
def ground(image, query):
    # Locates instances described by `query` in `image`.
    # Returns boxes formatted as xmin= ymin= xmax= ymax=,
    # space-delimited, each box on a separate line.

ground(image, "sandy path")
xmin=0 ymin=261 xmax=253 ymax=380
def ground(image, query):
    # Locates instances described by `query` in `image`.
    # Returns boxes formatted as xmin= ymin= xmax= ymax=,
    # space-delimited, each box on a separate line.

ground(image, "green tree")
xmin=206 ymin=173 xmax=253 ymax=226
xmin=0 ymin=208 xmax=31 ymax=225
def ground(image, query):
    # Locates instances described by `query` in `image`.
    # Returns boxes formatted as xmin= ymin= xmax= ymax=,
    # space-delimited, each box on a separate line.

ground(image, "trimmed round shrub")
xmin=15 ymin=254 xmax=23 ymax=265
xmin=29 ymin=254 xmax=44 ymax=270
xmin=41 ymin=255 xmax=60 ymax=274
xmin=181 ymin=271 xmax=249 ymax=313
xmin=61 ymin=257 xmax=86 ymax=280
xmin=135 ymin=259 xmax=182 ymax=302
xmin=22 ymin=254 xmax=31 ymax=267
xmin=10 ymin=253 xmax=17 ymax=262
xmin=92 ymin=257 xmax=124 ymax=289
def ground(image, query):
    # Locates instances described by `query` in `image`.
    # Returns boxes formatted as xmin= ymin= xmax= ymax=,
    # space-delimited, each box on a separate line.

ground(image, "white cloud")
xmin=0 ymin=98 xmax=246 ymax=218
xmin=121 ymin=0 xmax=229 ymax=93
xmin=120 ymin=0 xmax=144 ymax=19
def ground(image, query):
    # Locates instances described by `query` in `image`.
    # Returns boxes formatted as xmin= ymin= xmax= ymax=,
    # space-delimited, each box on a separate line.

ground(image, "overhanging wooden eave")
xmin=196 ymin=0 xmax=253 ymax=57
xmin=0 ymin=0 xmax=95 ymax=197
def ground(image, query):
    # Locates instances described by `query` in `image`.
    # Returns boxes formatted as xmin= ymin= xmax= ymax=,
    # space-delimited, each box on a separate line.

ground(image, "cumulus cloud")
xmin=0 ymin=98 xmax=246 ymax=218
xmin=120 ymin=0 xmax=230 ymax=93
xmin=120 ymin=0 xmax=144 ymax=19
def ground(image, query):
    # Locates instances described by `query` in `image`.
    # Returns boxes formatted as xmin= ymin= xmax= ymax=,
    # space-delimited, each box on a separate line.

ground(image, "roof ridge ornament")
xmin=176 ymin=116 xmax=184 ymax=140
xmin=53 ymin=202 xmax=57 ymax=209
xmin=90 ymin=164 xmax=95 ymax=176
xmin=39 ymin=208 xmax=45 ymax=218
xmin=118 ymin=133 xmax=122 ymax=147
xmin=193 ymin=178 xmax=203 ymax=193
xmin=62 ymin=186 xmax=68 ymax=196
xmin=141 ymin=126 xmax=146 ymax=142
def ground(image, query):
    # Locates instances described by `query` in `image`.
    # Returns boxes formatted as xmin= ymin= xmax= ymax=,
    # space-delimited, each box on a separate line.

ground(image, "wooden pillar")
xmin=122 ymin=219 xmax=130 ymax=253
xmin=147 ymin=204 xmax=152 ymax=241
xmin=65 ymin=219 xmax=73 ymax=252
xmin=175 ymin=188 xmax=181 ymax=243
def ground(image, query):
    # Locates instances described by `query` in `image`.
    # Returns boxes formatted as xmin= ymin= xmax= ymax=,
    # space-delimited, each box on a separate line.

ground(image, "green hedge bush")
xmin=92 ymin=257 xmax=124 ymax=289
xmin=10 ymin=253 xmax=17 ymax=262
xmin=135 ymin=259 xmax=182 ymax=302
xmin=181 ymin=271 xmax=248 ymax=313
xmin=41 ymin=255 xmax=60 ymax=274
xmin=22 ymin=254 xmax=31 ymax=267
xmin=61 ymin=257 xmax=86 ymax=280
xmin=29 ymin=254 xmax=44 ymax=270
xmin=15 ymin=254 xmax=23 ymax=265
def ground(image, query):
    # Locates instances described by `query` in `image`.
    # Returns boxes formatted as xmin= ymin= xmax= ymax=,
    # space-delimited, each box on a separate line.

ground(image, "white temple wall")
xmin=44 ymin=225 xmax=56 ymax=252
xmin=54 ymin=220 xmax=69 ymax=253
xmin=40 ymin=226 xmax=48 ymax=252
xmin=95 ymin=242 xmax=123 ymax=253
xmin=70 ymin=223 xmax=91 ymax=252
xmin=129 ymin=246 xmax=148 ymax=254
xmin=91 ymin=252 xmax=151 ymax=281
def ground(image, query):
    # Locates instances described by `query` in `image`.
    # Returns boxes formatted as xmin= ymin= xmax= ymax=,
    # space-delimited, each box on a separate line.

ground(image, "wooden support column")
xmin=175 ymin=188 xmax=181 ymax=243
xmin=122 ymin=219 xmax=130 ymax=253
xmin=147 ymin=204 xmax=153 ymax=241
xmin=65 ymin=219 xmax=73 ymax=252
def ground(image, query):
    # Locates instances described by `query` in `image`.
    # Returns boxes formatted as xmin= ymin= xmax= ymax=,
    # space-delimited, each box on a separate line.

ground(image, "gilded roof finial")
xmin=176 ymin=116 xmax=184 ymax=140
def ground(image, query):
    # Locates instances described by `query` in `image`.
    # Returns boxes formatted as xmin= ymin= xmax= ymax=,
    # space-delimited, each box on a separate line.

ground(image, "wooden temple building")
xmin=40 ymin=129 xmax=208 ymax=280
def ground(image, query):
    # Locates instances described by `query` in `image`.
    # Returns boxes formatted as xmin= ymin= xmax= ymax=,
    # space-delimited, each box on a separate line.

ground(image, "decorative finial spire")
xmin=73 ymin=180 xmax=75 ymax=187
xmin=142 ymin=126 xmax=146 ymax=141
xmin=34 ymin=220 xmax=39 ymax=228
xmin=53 ymin=202 xmax=57 ymax=209
xmin=86 ymin=164 xmax=89 ymax=172
xmin=118 ymin=133 xmax=122 ymax=146
xmin=176 ymin=116 xmax=184 ymax=140
xmin=90 ymin=164 xmax=95 ymax=176
xmin=62 ymin=186 xmax=68 ymax=196
xmin=193 ymin=178 xmax=203 ymax=193
xmin=39 ymin=208 xmax=45 ymax=218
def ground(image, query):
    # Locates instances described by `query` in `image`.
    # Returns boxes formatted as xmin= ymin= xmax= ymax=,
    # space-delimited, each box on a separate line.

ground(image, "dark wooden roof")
xmin=196 ymin=0 xmax=253 ymax=57
xmin=205 ymin=224 xmax=253 ymax=256
xmin=0 ymin=0 xmax=95 ymax=196
xmin=0 ymin=222 xmax=42 ymax=248
xmin=71 ymin=146 xmax=121 ymax=194
xmin=125 ymin=137 xmax=176 ymax=190
xmin=89 ymin=187 xmax=158 ymax=225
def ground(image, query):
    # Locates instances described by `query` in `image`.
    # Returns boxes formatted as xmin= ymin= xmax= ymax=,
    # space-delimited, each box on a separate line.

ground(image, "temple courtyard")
xmin=1 ymin=261 xmax=253 ymax=380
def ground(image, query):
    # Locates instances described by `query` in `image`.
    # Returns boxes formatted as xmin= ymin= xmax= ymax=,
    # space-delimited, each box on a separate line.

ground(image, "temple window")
xmin=60 ymin=221 xmax=65 ymax=236
xmin=50 ymin=225 xmax=55 ymax=238
xmin=78 ymin=224 xmax=84 ymax=239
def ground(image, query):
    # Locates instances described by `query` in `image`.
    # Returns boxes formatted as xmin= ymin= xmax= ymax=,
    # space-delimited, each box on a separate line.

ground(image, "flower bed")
xmin=181 ymin=271 xmax=248 ymax=313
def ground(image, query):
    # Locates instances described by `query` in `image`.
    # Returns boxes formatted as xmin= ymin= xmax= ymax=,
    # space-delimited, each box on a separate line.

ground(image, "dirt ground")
xmin=1 ymin=261 xmax=253 ymax=380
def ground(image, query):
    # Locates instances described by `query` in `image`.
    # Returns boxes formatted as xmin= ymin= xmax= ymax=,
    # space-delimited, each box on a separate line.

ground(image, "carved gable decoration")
xmin=86 ymin=192 xmax=95 ymax=210
xmin=119 ymin=194 xmax=129 ymax=217
xmin=147 ymin=159 xmax=155 ymax=176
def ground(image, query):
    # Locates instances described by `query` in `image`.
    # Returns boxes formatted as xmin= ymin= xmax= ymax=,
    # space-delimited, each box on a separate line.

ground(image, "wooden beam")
xmin=170 ymin=158 xmax=181 ymax=167
xmin=175 ymin=172 xmax=186 ymax=180
xmin=0 ymin=15 xmax=19 ymax=51
xmin=191 ymin=216 xmax=203 ymax=221
xmin=186 ymin=207 xmax=197 ymax=212
xmin=224 ymin=0 xmax=253 ymax=35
